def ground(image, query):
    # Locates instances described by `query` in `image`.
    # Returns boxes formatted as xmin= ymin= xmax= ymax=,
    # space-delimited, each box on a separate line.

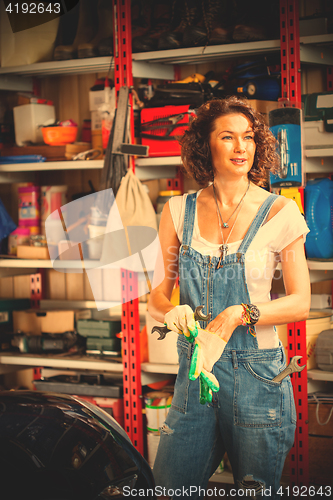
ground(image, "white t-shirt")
xmin=169 ymin=190 xmax=310 ymax=349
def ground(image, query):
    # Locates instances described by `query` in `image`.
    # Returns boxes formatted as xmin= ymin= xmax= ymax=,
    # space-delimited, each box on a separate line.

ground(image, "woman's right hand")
xmin=164 ymin=305 xmax=198 ymax=340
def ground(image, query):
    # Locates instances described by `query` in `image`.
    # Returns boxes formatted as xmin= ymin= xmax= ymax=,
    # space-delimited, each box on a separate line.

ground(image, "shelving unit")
xmin=0 ymin=351 xmax=123 ymax=375
xmin=0 ymin=34 xmax=332 ymax=91
xmin=0 ymin=160 xmax=177 ymax=182
xmin=305 ymin=148 xmax=333 ymax=173
xmin=308 ymin=369 xmax=333 ymax=382
xmin=0 ymin=57 xmax=174 ymax=91
xmin=0 ymin=352 xmax=168 ymax=387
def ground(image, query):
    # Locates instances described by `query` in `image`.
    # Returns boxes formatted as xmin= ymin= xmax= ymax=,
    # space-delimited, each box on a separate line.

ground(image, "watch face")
xmin=249 ymin=305 xmax=260 ymax=324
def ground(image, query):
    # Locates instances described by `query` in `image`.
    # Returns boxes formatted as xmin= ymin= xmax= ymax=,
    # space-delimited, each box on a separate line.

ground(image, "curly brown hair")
xmin=179 ymin=96 xmax=280 ymax=187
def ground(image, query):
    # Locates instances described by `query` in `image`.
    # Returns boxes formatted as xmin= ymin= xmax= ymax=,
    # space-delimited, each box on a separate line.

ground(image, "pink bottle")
xmin=18 ymin=186 xmax=40 ymax=227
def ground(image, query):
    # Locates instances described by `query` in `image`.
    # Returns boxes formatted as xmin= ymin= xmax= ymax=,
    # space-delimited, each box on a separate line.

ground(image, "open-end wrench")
xmin=152 ymin=305 xmax=211 ymax=340
xmin=272 ymin=356 xmax=306 ymax=383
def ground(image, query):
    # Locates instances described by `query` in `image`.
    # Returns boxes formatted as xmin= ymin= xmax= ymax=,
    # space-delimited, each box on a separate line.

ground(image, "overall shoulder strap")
xmin=238 ymin=193 xmax=279 ymax=254
xmin=182 ymin=193 xmax=197 ymax=246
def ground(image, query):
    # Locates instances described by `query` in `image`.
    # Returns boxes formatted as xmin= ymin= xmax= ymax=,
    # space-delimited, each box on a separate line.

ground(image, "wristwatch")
xmin=247 ymin=304 xmax=261 ymax=325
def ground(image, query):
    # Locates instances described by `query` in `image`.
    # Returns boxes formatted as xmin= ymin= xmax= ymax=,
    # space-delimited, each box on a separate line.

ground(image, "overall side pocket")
xmin=285 ymin=378 xmax=297 ymax=425
xmin=234 ymin=358 xmax=283 ymax=428
xmin=170 ymin=339 xmax=192 ymax=414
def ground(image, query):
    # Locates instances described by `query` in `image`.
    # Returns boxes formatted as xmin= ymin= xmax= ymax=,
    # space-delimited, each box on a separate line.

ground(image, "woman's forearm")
xmin=148 ymin=290 xmax=175 ymax=324
xmin=231 ymin=293 xmax=310 ymax=330
xmin=257 ymin=293 xmax=310 ymax=325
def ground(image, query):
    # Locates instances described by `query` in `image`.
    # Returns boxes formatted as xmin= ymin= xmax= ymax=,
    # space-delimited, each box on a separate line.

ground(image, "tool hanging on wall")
xmin=269 ymin=107 xmax=304 ymax=188
xmin=97 ymin=86 xmax=148 ymax=215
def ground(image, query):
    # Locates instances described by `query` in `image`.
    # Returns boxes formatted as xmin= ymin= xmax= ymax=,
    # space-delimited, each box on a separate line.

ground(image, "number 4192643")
xmin=5 ymin=3 xmax=61 ymax=14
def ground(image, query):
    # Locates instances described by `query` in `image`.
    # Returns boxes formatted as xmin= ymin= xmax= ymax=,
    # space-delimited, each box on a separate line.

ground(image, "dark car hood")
xmin=0 ymin=391 xmax=155 ymax=500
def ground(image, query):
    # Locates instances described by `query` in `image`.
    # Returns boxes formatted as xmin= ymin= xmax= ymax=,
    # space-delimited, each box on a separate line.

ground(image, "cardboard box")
xmin=248 ymin=99 xmax=280 ymax=124
xmin=66 ymin=273 xmax=85 ymax=301
xmin=46 ymin=269 xmax=66 ymax=300
xmin=13 ymin=275 xmax=31 ymax=298
xmin=282 ymin=401 xmax=333 ymax=486
xmin=0 ymin=277 xmax=14 ymax=298
xmin=13 ymin=309 xmax=76 ymax=335
xmin=91 ymin=110 xmax=102 ymax=131
xmin=17 ymin=245 xmax=50 ymax=260
xmin=89 ymin=88 xmax=111 ymax=112
xmin=13 ymin=103 xmax=55 ymax=146
xmin=308 ymin=402 xmax=333 ymax=486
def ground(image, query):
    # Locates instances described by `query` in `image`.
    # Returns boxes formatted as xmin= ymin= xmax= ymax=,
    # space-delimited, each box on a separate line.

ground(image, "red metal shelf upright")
xmin=287 ymin=321 xmax=309 ymax=489
xmin=113 ymin=0 xmax=144 ymax=455
xmin=280 ymin=0 xmax=301 ymax=104
xmin=280 ymin=0 xmax=309 ymax=490
xmin=121 ymin=269 xmax=143 ymax=454
xmin=113 ymin=0 xmax=135 ymax=172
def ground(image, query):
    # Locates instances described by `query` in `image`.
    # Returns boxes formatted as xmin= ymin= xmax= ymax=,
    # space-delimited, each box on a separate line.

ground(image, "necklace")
xmin=212 ymin=181 xmax=250 ymax=228
xmin=213 ymin=181 xmax=250 ymax=268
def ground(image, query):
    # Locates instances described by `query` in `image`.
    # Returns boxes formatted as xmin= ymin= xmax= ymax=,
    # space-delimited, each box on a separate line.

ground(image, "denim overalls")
xmin=153 ymin=193 xmax=297 ymax=499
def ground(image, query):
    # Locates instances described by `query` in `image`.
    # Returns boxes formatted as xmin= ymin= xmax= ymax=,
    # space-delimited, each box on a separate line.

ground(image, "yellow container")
xmin=276 ymin=311 xmax=333 ymax=369
xmin=91 ymin=130 xmax=104 ymax=158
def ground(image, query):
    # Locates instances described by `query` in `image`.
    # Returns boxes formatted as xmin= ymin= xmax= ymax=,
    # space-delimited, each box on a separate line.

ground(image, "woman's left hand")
xmin=205 ymin=305 xmax=243 ymax=343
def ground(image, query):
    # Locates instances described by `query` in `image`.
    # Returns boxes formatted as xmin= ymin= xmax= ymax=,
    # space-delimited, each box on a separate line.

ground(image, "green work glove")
xmin=164 ymin=305 xmax=199 ymax=343
xmin=188 ymin=328 xmax=227 ymax=405
xmin=199 ymin=370 xmax=218 ymax=405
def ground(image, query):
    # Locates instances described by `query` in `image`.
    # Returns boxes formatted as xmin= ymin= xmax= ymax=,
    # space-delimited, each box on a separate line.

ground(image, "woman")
xmin=148 ymin=96 xmax=310 ymax=499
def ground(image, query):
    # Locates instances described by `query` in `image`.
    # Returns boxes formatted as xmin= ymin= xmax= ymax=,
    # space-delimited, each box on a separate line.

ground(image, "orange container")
xmin=42 ymin=126 xmax=78 ymax=146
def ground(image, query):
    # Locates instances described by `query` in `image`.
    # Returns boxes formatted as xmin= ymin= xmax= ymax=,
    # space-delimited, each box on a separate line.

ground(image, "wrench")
xmin=152 ymin=305 xmax=211 ymax=340
xmin=272 ymin=356 xmax=306 ymax=383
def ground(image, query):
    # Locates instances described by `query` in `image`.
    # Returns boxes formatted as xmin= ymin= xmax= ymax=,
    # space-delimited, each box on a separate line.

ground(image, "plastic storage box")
xmin=302 ymin=92 xmax=333 ymax=148
xmin=304 ymin=178 xmax=333 ymax=259
xmin=86 ymin=337 xmax=121 ymax=356
xmin=140 ymin=105 xmax=192 ymax=157
xmin=13 ymin=103 xmax=55 ymax=146
xmin=315 ymin=329 xmax=333 ymax=371
xmin=76 ymin=319 xmax=121 ymax=338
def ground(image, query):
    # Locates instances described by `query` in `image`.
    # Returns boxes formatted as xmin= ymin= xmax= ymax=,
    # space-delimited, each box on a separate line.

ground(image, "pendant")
xmin=223 ymin=223 xmax=229 ymax=228
xmin=217 ymin=244 xmax=228 ymax=269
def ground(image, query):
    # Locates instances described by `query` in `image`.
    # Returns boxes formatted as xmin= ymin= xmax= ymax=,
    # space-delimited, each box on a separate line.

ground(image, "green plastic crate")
xmin=86 ymin=337 xmax=121 ymax=356
xmin=77 ymin=319 xmax=121 ymax=338
xmin=302 ymin=92 xmax=333 ymax=131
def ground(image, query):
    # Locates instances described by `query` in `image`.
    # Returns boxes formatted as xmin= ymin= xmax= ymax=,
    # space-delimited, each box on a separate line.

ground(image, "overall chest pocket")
xmin=234 ymin=359 xmax=283 ymax=427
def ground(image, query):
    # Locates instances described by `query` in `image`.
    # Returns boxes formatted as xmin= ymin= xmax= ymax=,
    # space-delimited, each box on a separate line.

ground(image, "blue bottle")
xmin=304 ymin=178 xmax=333 ymax=259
